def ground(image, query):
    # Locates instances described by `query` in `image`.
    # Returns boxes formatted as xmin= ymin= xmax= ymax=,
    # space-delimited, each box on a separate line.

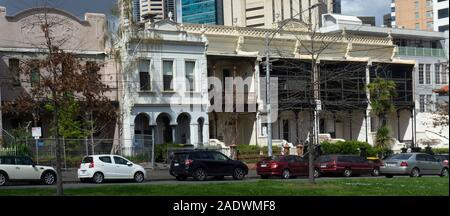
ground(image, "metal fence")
xmin=0 ymin=147 xmax=18 ymax=156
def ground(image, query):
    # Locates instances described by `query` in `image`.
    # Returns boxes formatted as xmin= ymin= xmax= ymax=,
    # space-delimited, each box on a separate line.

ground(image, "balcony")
xmin=397 ymin=46 xmax=446 ymax=58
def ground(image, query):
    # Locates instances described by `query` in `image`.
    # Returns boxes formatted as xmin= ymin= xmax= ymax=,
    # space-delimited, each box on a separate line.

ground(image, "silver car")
xmin=380 ymin=153 xmax=449 ymax=178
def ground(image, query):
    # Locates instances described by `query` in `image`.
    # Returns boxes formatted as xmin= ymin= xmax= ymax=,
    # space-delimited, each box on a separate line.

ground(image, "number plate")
xmin=261 ymin=164 xmax=267 ymax=168
xmin=174 ymin=163 xmax=179 ymax=167
xmin=386 ymin=163 xmax=396 ymax=167
xmin=320 ymin=165 xmax=327 ymax=168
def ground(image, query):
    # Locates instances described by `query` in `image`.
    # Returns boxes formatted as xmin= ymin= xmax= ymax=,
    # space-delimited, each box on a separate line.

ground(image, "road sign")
xmin=37 ymin=140 xmax=44 ymax=147
xmin=32 ymin=127 xmax=41 ymax=139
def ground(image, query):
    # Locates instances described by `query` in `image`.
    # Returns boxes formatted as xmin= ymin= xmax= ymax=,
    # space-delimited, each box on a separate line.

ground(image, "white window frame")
xmin=184 ymin=59 xmax=197 ymax=92
xmin=162 ymin=59 xmax=175 ymax=92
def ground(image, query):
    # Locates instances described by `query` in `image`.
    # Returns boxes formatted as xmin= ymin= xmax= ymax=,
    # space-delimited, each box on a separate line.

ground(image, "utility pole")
xmin=265 ymin=34 xmax=273 ymax=157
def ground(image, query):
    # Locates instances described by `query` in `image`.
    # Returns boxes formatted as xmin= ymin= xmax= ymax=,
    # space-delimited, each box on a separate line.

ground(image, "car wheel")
xmin=134 ymin=172 xmax=145 ymax=183
xmin=410 ymin=168 xmax=420 ymax=178
xmin=193 ymin=168 xmax=207 ymax=181
xmin=92 ymin=172 xmax=104 ymax=184
xmin=0 ymin=172 xmax=7 ymax=186
xmin=176 ymin=176 xmax=187 ymax=181
xmin=41 ymin=172 xmax=56 ymax=185
xmin=232 ymin=167 xmax=245 ymax=180
xmin=343 ymin=168 xmax=352 ymax=177
xmin=314 ymin=169 xmax=320 ymax=178
xmin=260 ymin=175 xmax=269 ymax=179
xmin=385 ymin=174 xmax=394 ymax=178
xmin=440 ymin=168 xmax=449 ymax=177
xmin=371 ymin=168 xmax=380 ymax=177
xmin=281 ymin=169 xmax=290 ymax=179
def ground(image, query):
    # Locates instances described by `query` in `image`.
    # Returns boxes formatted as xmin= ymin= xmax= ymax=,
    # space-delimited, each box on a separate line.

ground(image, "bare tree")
xmin=3 ymin=7 xmax=115 ymax=195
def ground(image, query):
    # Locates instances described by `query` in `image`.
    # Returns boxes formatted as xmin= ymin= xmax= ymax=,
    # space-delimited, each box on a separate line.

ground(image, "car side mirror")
xmin=127 ymin=162 xmax=133 ymax=167
xmin=32 ymin=163 xmax=36 ymax=167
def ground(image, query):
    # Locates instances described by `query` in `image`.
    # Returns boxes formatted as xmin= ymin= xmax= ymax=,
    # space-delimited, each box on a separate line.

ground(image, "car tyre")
xmin=0 ymin=172 xmax=8 ymax=186
xmin=176 ymin=176 xmax=187 ymax=181
xmin=281 ymin=169 xmax=290 ymax=179
xmin=92 ymin=172 xmax=104 ymax=184
xmin=410 ymin=168 xmax=420 ymax=178
xmin=232 ymin=167 xmax=245 ymax=180
xmin=134 ymin=172 xmax=145 ymax=183
xmin=440 ymin=168 xmax=449 ymax=177
xmin=260 ymin=175 xmax=269 ymax=179
xmin=41 ymin=171 xmax=56 ymax=185
xmin=193 ymin=168 xmax=207 ymax=181
xmin=371 ymin=168 xmax=380 ymax=177
xmin=343 ymin=168 xmax=352 ymax=177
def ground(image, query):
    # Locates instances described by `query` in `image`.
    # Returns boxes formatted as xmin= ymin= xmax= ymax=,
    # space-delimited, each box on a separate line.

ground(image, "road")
xmin=0 ymin=167 xmax=387 ymax=189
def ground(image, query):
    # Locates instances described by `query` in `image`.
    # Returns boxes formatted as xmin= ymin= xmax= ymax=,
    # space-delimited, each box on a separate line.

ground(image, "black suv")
xmin=169 ymin=150 xmax=248 ymax=181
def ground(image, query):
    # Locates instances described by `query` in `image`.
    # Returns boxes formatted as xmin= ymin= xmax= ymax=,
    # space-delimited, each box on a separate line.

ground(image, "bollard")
xmin=230 ymin=144 xmax=237 ymax=160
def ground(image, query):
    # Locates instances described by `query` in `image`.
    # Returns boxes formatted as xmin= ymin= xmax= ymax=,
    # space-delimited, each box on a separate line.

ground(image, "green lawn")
xmin=0 ymin=177 xmax=448 ymax=196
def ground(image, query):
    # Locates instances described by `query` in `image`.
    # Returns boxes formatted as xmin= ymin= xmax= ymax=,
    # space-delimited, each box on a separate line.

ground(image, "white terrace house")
xmin=118 ymin=18 xmax=420 ymax=153
xmin=118 ymin=20 xmax=210 ymax=154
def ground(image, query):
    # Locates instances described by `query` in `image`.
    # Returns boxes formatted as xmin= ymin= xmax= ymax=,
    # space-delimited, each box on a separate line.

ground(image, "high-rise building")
xmin=133 ymin=0 xmax=141 ymax=22
xmin=180 ymin=0 xmax=224 ymax=25
xmin=358 ymin=16 xmax=376 ymax=26
xmin=383 ymin=13 xmax=392 ymax=27
xmin=223 ymin=0 xmax=338 ymax=29
xmin=433 ymin=0 xmax=449 ymax=32
xmin=391 ymin=0 xmax=436 ymax=31
xmin=139 ymin=0 xmax=165 ymax=21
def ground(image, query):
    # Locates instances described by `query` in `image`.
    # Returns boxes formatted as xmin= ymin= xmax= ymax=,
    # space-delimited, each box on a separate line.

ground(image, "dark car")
xmin=315 ymin=155 xmax=378 ymax=177
xmin=256 ymin=155 xmax=309 ymax=179
xmin=169 ymin=150 xmax=248 ymax=181
xmin=434 ymin=154 xmax=449 ymax=167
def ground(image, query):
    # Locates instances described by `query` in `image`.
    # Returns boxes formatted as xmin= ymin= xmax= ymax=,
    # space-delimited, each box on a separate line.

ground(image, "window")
xmin=99 ymin=156 xmax=112 ymax=163
xmin=15 ymin=157 xmax=33 ymax=165
xmin=416 ymin=154 xmax=427 ymax=161
xmin=435 ymin=64 xmax=441 ymax=84
xmin=438 ymin=9 xmax=449 ymax=19
xmin=414 ymin=1 xmax=419 ymax=9
xmin=415 ymin=23 xmax=420 ymax=30
xmin=426 ymin=0 xmax=432 ymax=7
xmin=113 ymin=156 xmax=129 ymax=165
xmin=415 ymin=12 xmax=420 ymax=19
xmin=30 ymin=64 xmax=40 ymax=86
xmin=426 ymin=21 xmax=433 ymax=30
xmin=163 ymin=60 xmax=174 ymax=91
xmin=211 ymin=152 xmax=228 ymax=161
xmin=426 ymin=95 xmax=432 ymax=112
xmin=426 ymin=11 xmax=433 ymax=18
xmin=419 ymin=95 xmax=425 ymax=112
xmin=425 ymin=64 xmax=431 ymax=84
xmin=0 ymin=157 xmax=14 ymax=165
xmin=139 ymin=60 xmax=151 ymax=91
xmin=185 ymin=61 xmax=195 ymax=91
xmin=442 ymin=66 xmax=448 ymax=84
xmin=418 ymin=64 xmax=424 ymax=84
xmin=260 ymin=123 xmax=268 ymax=136
xmin=9 ymin=58 xmax=20 ymax=86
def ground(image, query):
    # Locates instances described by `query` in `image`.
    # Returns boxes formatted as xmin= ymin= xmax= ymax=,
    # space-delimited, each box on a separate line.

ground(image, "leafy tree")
xmin=367 ymin=78 xmax=397 ymax=127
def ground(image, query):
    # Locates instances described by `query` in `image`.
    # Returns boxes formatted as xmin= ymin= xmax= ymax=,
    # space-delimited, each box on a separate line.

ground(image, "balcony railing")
xmin=397 ymin=46 xmax=446 ymax=58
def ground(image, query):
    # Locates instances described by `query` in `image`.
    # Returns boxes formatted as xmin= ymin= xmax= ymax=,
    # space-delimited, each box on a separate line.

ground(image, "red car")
xmin=256 ymin=155 xmax=309 ymax=179
xmin=315 ymin=154 xmax=379 ymax=177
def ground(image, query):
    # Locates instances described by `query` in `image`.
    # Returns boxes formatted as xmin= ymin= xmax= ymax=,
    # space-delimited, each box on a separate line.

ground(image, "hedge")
xmin=320 ymin=141 xmax=393 ymax=157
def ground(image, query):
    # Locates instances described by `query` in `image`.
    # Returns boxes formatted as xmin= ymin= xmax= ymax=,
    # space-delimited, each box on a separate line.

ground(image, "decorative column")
xmin=333 ymin=112 xmax=337 ymax=139
xmin=397 ymin=110 xmax=401 ymax=141
xmin=171 ymin=124 xmax=177 ymax=144
xmin=189 ymin=122 xmax=198 ymax=147
xmin=349 ymin=111 xmax=353 ymax=140
xmin=295 ymin=110 xmax=300 ymax=144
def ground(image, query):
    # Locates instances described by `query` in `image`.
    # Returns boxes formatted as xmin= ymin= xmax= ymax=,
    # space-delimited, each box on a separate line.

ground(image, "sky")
xmin=0 ymin=0 xmax=391 ymax=25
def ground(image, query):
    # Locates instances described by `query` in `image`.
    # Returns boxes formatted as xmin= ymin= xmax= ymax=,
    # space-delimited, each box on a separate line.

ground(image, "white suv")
xmin=0 ymin=156 xmax=57 ymax=186
xmin=78 ymin=155 xmax=146 ymax=184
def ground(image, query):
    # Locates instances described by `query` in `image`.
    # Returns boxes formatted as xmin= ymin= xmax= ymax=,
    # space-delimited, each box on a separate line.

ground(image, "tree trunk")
xmin=53 ymin=95 xmax=64 ymax=196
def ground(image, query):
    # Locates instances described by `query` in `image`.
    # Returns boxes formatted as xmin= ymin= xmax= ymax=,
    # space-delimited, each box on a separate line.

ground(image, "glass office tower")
xmin=181 ymin=0 xmax=223 ymax=25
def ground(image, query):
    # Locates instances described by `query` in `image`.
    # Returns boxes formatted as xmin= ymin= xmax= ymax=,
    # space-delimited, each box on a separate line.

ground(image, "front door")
xmin=98 ymin=156 xmax=116 ymax=178
xmin=210 ymin=152 xmax=233 ymax=175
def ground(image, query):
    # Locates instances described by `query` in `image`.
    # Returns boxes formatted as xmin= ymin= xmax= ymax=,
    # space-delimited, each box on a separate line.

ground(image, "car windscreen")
xmin=387 ymin=154 xmax=412 ymax=160
xmin=82 ymin=156 xmax=93 ymax=163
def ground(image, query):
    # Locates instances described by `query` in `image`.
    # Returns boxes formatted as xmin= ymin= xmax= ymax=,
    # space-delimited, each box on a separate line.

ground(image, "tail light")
xmin=270 ymin=163 xmax=278 ymax=169
xmin=400 ymin=161 xmax=408 ymax=167
xmin=444 ymin=160 xmax=449 ymax=165
xmin=381 ymin=161 xmax=385 ymax=166
xmin=89 ymin=161 xmax=94 ymax=168
xmin=185 ymin=159 xmax=194 ymax=166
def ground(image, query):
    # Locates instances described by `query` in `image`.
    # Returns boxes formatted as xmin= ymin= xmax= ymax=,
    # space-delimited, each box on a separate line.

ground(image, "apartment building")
xmin=223 ymin=0 xmax=340 ymax=28
xmin=138 ymin=0 xmax=165 ymax=21
xmin=391 ymin=0 xmax=436 ymax=31
xmin=180 ymin=0 xmax=224 ymax=25
xmin=433 ymin=0 xmax=449 ymax=32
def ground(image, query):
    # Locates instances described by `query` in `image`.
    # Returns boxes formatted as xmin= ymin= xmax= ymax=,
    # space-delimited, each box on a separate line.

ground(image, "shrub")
xmin=320 ymin=141 xmax=390 ymax=158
